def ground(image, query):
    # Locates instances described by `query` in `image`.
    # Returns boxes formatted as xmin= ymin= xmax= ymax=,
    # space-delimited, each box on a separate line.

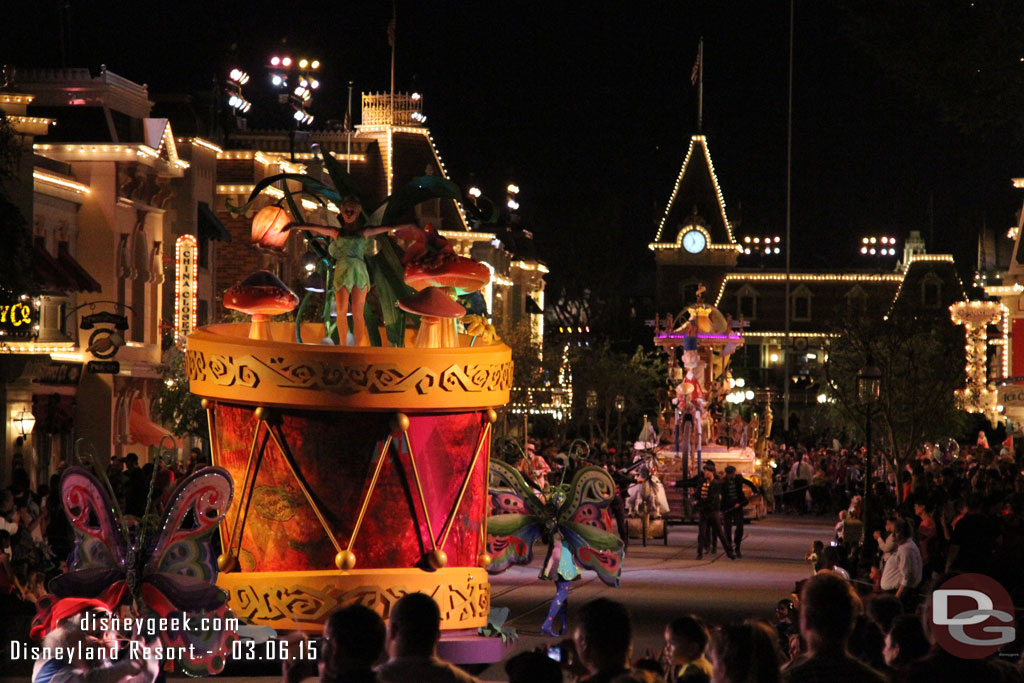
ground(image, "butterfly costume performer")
xmin=32 ymin=466 xmax=236 ymax=676
xmin=486 ymin=459 xmax=624 ymax=636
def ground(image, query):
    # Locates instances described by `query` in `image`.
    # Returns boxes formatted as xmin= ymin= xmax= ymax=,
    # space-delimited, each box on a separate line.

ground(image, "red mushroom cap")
xmin=397 ymin=286 xmax=467 ymax=318
xmin=404 ymin=257 xmax=491 ymax=295
xmin=224 ymin=270 xmax=299 ymax=315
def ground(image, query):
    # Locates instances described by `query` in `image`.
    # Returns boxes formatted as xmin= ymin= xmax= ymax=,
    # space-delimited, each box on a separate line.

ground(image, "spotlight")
xmin=282 ymin=57 xmax=292 ymax=67
xmin=311 ymin=60 xmax=320 ymax=69
xmin=468 ymin=186 xmax=482 ymax=198
xmin=299 ymin=59 xmax=309 ymax=69
xmin=271 ymin=56 xmax=281 ymax=66
xmin=272 ymin=74 xmax=284 ymax=87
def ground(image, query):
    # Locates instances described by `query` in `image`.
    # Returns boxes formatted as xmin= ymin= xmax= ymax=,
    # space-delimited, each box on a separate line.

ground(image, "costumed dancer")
xmin=293 ymin=196 xmax=412 ymax=347
xmin=30 ymin=596 xmax=160 ymax=683
xmin=486 ymin=460 xmax=624 ymax=636
xmin=675 ymin=460 xmax=734 ymax=560
xmin=721 ymin=465 xmax=764 ymax=558
xmin=540 ymin=527 xmax=580 ymax=636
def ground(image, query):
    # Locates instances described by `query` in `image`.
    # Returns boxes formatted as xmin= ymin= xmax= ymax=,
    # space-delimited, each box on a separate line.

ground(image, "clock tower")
xmin=649 ymin=134 xmax=740 ymax=312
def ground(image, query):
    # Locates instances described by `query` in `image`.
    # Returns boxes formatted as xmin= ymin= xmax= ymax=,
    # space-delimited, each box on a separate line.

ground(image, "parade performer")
xmin=30 ymin=596 xmax=160 ymax=683
xmin=675 ymin=461 xmax=735 ymax=560
xmin=35 ymin=464 xmax=236 ymax=675
xmin=486 ymin=459 xmax=624 ymax=636
xmin=290 ymin=196 xmax=408 ymax=347
xmin=626 ymin=446 xmax=670 ymax=518
xmin=721 ymin=465 xmax=764 ymax=558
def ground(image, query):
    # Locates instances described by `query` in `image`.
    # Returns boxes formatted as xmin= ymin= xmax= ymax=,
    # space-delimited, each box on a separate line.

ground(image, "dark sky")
xmin=4 ymin=1 xmax=1023 ymax=285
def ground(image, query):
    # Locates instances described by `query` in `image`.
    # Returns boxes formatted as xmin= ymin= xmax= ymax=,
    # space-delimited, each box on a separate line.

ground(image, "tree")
xmin=568 ymin=342 xmax=667 ymax=444
xmin=152 ymin=349 xmax=207 ymax=441
xmin=824 ymin=309 xmax=967 ymax=483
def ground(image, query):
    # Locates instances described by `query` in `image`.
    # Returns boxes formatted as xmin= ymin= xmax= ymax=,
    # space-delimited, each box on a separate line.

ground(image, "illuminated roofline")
xmin=654 ymin=135 xmax=735 ymax=244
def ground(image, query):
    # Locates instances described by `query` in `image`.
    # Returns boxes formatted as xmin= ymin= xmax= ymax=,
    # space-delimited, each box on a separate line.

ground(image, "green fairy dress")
xmin=328 ymin=233 xmax=372 ymax=292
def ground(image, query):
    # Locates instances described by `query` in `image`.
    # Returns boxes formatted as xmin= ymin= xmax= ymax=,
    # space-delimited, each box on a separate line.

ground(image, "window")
xmin=921 ymin=273 xmax=942 ymax=308
xmin=736 ymin=285 xmax=758 ymax=320
xmin=791 ymin=285 xmax=812 ymax=321
xmin=846 ymin=285 xmax=868 ymax=317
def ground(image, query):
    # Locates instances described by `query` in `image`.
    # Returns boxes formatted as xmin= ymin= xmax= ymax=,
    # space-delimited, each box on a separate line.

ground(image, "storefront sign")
xmin=81 ymin=311 xmax=129 ymax=330
xmin=175 ymin=235 xmax=198 ymax=350
xmin=87 ymin=360 xmax=120 ymax=374
xmin=0 ymin=294 xmax=39 ymax=339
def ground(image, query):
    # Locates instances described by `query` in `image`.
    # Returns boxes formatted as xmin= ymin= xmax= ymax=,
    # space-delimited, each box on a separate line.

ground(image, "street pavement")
xmin=480 ymin=512 xmax=833 ymax=678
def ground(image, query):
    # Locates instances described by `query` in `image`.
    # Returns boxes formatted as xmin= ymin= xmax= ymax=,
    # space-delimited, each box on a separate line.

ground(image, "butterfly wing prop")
xmin=486 ymin=459 xmax=546 ymax=574
xmin=49 ymin=467 xmax=129 ymax=600
xmin=141 ymin=466 xmax=235 ymax=676
xmin=557 ymin=466 xmax=625 ymax=587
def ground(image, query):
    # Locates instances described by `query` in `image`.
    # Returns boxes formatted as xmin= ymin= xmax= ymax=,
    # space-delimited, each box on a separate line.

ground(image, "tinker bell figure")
xmin=296 ymin=195 xmax=414 ymax=346
xmin=486 ymin=451 xmax=625 ymax=636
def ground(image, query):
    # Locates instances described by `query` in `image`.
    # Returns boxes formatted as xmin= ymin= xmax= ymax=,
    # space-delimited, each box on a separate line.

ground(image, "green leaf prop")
xmin=377 ymin=176 xmax=462 ymax=226
xmin=318 ymin=146 xmax=365 ymax=204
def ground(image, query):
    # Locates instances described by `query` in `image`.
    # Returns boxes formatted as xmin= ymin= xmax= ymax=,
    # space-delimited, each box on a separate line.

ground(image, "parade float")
xmin=652 ymin=289 xmax=769 ymax=519
xmin=186 ymin=151 xmax=511 ymax=637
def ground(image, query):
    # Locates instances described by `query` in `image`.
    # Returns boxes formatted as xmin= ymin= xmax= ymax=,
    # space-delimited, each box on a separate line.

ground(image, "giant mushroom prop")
xmin=224 ymin=270 xmax=299 ymax=340
xmin=397 ymin=287 xmax=467 ymax=348
xmin=250 ymin=205 xmax=292 ymax=251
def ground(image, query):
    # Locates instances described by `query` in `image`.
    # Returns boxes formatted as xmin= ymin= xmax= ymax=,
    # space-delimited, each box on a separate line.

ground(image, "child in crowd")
xmin=663 ymin=615 xmax=712 ymax=683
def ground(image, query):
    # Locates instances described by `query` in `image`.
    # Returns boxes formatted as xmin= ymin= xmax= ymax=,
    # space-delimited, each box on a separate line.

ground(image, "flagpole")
xmin=346 ymin=81 xmax=353 ymax=173
xmin=783 ymin=0 xmax=794 ymax=439
xmin=697 ymin=38 xmax=704 ymax=132
xmin=389 ymin=0 xmax=396 ymax=124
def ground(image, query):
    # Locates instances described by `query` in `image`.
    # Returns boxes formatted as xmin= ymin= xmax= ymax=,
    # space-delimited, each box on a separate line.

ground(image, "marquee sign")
xmin=175 ymin=235 xmax=198 ymax=350
xmin=0 ymin=294 xmax=39 ymax=339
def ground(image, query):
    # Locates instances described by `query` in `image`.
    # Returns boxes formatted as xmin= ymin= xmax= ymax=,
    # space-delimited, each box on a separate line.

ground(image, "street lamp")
xmin=614 ymin=394 xmax=625 ymax=454
xmin=857 ymin=356 xmax=882 ymax=538
xmin=13 ymin=409 xmax=35 ymax=437
xmin=586 ymin=389 xmax=598 ymax=443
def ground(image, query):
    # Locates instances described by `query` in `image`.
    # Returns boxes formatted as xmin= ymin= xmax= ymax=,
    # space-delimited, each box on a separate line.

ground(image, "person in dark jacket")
xmin=721 ymin=465 xmax=763 ymax=558
xmin=676 ymin=461 xmax=735 ymax=560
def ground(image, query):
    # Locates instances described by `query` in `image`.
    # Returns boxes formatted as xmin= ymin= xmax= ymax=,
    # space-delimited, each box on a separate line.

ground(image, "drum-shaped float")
xmin=187 ymin=322 xmax=512 ymax=632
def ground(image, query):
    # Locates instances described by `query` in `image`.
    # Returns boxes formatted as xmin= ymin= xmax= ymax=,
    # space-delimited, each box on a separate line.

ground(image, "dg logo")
xmin=930 ymin=573 xmax=1016 ymax=659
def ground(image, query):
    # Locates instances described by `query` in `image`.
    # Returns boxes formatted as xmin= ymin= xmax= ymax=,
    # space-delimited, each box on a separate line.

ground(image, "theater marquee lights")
xmin=175 ymin=235 xmax=198 ymax=350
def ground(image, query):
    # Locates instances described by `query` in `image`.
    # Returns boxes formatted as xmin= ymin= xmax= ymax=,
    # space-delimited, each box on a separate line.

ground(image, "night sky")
xmin=5 ymin=1 xmax=1024 ymax=288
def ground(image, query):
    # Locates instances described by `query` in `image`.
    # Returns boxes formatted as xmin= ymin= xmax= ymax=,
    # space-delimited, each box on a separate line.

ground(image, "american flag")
xmin=344 ymin=109 xmax=351 ymax=132
xmin=691 ymin=49 xmax=701 ymax=86
xmin=387 ymin=16 xmax=395 ymax=47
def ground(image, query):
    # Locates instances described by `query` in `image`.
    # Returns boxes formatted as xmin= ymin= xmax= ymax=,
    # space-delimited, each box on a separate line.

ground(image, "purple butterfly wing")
xmin=143 ymin=466 xmax=233 ymax=581
xmin=60 ymin=467 xmax=126 ymax=571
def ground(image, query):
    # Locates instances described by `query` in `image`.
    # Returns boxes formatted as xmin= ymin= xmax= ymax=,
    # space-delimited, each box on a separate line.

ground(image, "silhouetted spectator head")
xmin=892 ymin=518 xmax=912 ymax=543
xmin=883 ymin=615 xmax=930 ymax=668
xmin=505 ymin=651 xmax=562 ymax=683
xmin=799 ymin=571 xmax=860 ymax=648
xmin=865 ymin=594 xmax=902 ymax=635
xmin=321 ymin=604 xmax=386 ymax=677
xmin=848 ymin=615 xmax=886 ymax=671
xmin=573 ymin=598 xmax=633 ymax=674
xmin=665 ymin=615 xmax=709 ymax=667
xmin=709 ymin=621 xmax=781 ymax=683
xmin=387 ymin=592 xmax=440 ymax=657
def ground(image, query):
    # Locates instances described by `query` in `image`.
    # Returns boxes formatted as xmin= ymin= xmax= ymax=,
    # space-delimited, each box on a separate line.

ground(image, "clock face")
xmin=682 ymin=229 xmax=707 ymax=254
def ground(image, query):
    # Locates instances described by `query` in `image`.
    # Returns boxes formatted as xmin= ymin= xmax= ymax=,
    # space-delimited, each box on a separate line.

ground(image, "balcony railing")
xmin=361 ymin=92 xmax=424 ymax=127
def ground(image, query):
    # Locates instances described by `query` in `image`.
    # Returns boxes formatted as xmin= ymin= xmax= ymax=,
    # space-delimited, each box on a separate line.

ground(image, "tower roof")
xmin=653 ymin=135 xmax=735 ymax=246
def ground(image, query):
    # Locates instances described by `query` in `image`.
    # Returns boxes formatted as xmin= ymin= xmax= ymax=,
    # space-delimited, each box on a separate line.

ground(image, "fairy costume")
xmin=328 ymin=232 xmax=372 ymax=291
xmin=486 ymin=459 xmax=624 ymax=636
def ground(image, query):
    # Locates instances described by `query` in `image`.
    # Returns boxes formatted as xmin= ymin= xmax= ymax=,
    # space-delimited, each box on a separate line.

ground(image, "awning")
xmin=198 ymin=201 xmax=232 ymax=242
xmin=32 ymin=237 xmax=75 ymax=292
xmin=128 ymin=400 xmax=180 ymax=449
xmin=57 ymin=241 xmax=102 ymax=293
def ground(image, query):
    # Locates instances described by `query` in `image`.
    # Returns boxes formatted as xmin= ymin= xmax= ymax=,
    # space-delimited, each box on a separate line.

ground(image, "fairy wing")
xmin=60 ymin=467 xmax=126 ymax=571
xmin=486 ymin=459 xmax=546 ymax=574
xmin=556 ymin=466 xmax=625 ymax=587
xmin=143 ymin=466 xmax=233 ymax=582
xmin=140 ymin=467 xmax=235 ymax=676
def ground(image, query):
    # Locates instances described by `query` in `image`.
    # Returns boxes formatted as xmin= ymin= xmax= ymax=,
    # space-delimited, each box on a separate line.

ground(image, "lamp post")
xmin=614 ymin=394 xmax=625 ymax=454
xmin=856 ymin=356 xmax=882 ymax=531
xmin=586 ymin=389 xmax=598 ymax=444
